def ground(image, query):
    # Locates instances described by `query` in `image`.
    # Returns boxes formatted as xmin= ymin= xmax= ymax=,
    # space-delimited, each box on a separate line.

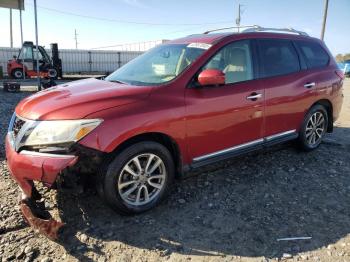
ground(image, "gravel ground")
xmin=0 ymin=80 xmax=350 ymax=262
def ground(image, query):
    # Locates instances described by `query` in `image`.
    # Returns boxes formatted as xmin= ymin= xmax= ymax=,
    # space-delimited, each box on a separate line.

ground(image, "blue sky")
xmin=0 ymin=0 xmax=349 ymax=55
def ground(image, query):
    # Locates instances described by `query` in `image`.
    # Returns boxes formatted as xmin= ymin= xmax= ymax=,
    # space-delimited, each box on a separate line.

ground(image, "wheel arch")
xmin=311 ymin=99 xmax=333 ymax=132
xmin=10 ymin=67 xmax=27 ymax=78
xmin=11 ymin=66 xmax=25 ymax=73
xmin=108 ymin=132 xmax=184 ymax=177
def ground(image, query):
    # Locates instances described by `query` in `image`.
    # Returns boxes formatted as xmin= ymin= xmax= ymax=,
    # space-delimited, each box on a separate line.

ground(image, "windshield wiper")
xmin=108 ymin=79 xmax=128 ymax=85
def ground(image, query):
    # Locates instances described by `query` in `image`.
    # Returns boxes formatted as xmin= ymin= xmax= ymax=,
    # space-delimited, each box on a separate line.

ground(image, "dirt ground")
xmin=0 ymin=79 xmax=350 ymax=262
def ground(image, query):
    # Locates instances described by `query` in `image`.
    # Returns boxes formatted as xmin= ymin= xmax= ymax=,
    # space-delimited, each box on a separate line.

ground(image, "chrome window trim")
xmin=193 ymin=129 xmax=297 ymax=163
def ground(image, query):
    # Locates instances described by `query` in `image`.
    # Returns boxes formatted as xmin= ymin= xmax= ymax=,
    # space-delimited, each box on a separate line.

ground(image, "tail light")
xmin=335 ymin=69 xmax=345 ymax=80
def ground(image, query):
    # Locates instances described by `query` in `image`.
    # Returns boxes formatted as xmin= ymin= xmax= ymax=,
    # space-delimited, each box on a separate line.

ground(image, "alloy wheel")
xmin=305 ymin=111 xmax=325 ymax=146
xmin=117 ymin=153 xmax=166 ymax=206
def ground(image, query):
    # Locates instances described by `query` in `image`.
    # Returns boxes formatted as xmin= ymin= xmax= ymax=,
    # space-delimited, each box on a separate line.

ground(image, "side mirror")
xmin=197 ymin=69 xmax=225 ymax=86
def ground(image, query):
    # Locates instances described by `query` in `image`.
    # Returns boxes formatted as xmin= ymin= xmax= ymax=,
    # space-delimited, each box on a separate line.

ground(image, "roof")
xmin=167 ymin=31 xmax=315 ymax=46
xmin=167 ymin=33 xmax=233 ymax=45
xmin=167 ymin=26 xmax=314 ymax=45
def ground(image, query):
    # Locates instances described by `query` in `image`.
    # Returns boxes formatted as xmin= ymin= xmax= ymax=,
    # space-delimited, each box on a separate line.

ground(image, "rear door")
xmin=295 ymin=40 xmax=337 ymax=93
xmin=257 ymin=38 xmax=316 ymax=139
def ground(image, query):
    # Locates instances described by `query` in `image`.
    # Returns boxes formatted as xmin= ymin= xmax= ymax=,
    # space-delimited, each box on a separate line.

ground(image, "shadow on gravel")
xmin=55 ymin=129 xmax=350 ymax=260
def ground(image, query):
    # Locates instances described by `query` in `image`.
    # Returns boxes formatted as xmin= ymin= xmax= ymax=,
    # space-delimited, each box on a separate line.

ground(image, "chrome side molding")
xmin=193 ymin=129 xmax=297 ymax=163
xmin=265 ymin=129 xmax=296 ymax=141
xmin=193 ymin=138 xmax=264 ymax=162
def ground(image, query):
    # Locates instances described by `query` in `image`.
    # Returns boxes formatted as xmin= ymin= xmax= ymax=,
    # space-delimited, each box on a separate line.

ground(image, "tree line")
xmin=335 ymin=53 xmax=350 ymax=62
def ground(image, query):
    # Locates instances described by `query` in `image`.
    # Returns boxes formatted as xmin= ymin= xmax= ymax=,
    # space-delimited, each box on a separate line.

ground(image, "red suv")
xmin=5 ymin=27 xmax=344 ymax=239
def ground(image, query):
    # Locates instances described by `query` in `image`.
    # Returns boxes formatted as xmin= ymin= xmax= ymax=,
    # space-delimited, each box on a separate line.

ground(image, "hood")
xmin=16 ymin=78 xmax=153 ymax=120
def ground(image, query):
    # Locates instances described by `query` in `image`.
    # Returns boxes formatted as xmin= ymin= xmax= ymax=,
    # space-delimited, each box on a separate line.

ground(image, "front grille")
xmin=12 ymin=117 xmax=26 ymax=138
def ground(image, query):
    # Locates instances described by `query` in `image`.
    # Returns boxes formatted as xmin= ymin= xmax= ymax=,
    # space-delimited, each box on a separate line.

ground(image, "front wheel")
xmin=298 ymin=105 xmax=328 ymax=151
xmin=12 ymin=68 xmax=25 ymax=79
xmin=101 ymin=141 xmax=175 ymax=215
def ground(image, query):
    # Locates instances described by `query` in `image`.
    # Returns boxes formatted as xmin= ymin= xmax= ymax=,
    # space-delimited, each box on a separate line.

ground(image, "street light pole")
xmin=20 ymin=8 xmax=25 ymax=80
xmin=10 ymin=9 xmax=13 ymax=47
xmin=34 ymin=0 xmax=40 ymax=90
xmin=321 ymin=0 xmax=329 ymax=40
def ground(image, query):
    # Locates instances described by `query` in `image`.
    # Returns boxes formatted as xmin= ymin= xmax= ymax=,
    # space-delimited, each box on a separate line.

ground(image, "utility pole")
xmin=10 ymin=9 xmax=13 ymax=47
xmin=235 ymin=3 xmax=242 ymax=33
xmin=74 ymin=29 xmax=78 ymax=49
xmin=321 ymin=0 xmax=329 ymax=40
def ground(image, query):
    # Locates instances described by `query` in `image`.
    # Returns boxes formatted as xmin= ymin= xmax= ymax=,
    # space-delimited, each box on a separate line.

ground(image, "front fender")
xmin=78 ymin=97 xmax=189 ymax=163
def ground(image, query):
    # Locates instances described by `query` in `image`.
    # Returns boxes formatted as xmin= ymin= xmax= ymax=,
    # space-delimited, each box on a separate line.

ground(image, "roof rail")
xmin=203 ymin=25 xmax=309 ymax=37
xmin=242 ymin=26 xmax=309 ymax=36
xmin=203 ymin=25 xmax=260 ymax=34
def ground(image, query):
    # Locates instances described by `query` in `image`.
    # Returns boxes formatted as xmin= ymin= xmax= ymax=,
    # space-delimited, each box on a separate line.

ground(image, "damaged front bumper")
xmin=5 ymin=135 xmax=78 ymax=240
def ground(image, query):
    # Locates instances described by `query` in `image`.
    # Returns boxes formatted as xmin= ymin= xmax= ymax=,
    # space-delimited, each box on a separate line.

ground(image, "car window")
xmin=18 ymin=46 xmax=33 ymax=60
xmin=202 ymin=40 xmax=253 ymax=84
xmin=296 ymin=41 xmax=329 ymax=69
xmin=258 ymin=39 xmax=300 ymax=78
xmin=106 ymin=44 xmax=206 ymax=86
xmin=34 ymin=47 xmax=43 ymax=60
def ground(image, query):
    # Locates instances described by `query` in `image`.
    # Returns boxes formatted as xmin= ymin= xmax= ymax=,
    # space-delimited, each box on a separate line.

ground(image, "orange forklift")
xmin=7 ymin=41 xmax=62 ymax=79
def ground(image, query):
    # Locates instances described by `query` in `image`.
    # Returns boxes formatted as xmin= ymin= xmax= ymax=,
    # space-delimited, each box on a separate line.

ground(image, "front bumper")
xmin=5 ymin=134 xmax=78 ymax=239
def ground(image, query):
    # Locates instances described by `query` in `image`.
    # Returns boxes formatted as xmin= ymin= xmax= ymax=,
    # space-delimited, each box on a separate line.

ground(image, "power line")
xmin=25 ymin=3 xmax=233 ymax=26
xmin=89 ymin=25 xmax=212 ymax=50
xmin=90 ymin=40 xmax=162 ymax=50
xmin=89 ymin=19 xmax=238 ymax=50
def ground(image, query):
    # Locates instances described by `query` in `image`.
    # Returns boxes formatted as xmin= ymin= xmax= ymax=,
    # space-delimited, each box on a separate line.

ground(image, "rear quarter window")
xmin=296 ymin=41 xmax=330 ymax=69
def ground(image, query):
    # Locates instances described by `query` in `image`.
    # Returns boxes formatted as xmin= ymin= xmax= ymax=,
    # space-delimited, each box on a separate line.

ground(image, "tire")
xmin=12 ymin=68 xmax=25 ymax=79
xmin=298 ymin=105 xmax=328 ymax=151
xmin=101 ymin=141 xmax=175 ymax=215
xmin=48 ymin=68 xmax=58 ymax=79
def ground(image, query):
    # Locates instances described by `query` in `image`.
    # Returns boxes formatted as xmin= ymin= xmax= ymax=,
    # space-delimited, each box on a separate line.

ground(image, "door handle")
xmin=246 ymin=93 xmax=262 ymax=101
xmin=304 ymin=82 xmax=316 ymax=88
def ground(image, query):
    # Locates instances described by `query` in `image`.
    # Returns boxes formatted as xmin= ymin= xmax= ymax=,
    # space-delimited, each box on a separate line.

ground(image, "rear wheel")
xmin=12 ymin=68 xmax=25 ymax=79
xmin=101 ymin=141 xmax=175 ymax=215
xmin=48 ymin=68 xmax=58 ymax=79
xmin=298 ymin=105 xmax=328 ymax=151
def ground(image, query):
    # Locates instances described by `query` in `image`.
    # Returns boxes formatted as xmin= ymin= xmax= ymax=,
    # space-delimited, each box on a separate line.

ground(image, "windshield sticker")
xmin=187 ymin=43 xmax=212 ymax=50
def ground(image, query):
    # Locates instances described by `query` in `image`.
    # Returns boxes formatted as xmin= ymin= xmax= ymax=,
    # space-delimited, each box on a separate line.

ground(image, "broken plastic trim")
xmin=20 ymin=194 xmax=65 ymax=241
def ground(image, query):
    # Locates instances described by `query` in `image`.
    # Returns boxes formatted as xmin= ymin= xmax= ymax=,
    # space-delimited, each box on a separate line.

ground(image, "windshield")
xmin=106 ymin=44 xmax=207 ymax=86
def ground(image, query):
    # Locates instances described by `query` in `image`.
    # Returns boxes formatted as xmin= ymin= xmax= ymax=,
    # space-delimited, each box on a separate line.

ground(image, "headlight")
xmin=22 ymin=119 xmax=102 ymax=147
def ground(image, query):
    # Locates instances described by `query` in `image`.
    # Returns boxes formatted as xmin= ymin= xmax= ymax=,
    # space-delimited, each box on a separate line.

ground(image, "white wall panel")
xmin=0 ymin=47 xmax=143 ymax=75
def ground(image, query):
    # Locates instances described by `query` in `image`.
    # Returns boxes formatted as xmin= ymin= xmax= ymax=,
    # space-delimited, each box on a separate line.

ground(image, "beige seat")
xmin=223 ymin=48 xmax=248 ymax=83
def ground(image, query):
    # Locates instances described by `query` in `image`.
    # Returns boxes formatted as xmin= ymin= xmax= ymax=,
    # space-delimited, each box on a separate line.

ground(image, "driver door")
xmin=185 ymin=40 xmax=265 ymax=165
xmin=18 ymin=45 xmax=34 ymax=71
